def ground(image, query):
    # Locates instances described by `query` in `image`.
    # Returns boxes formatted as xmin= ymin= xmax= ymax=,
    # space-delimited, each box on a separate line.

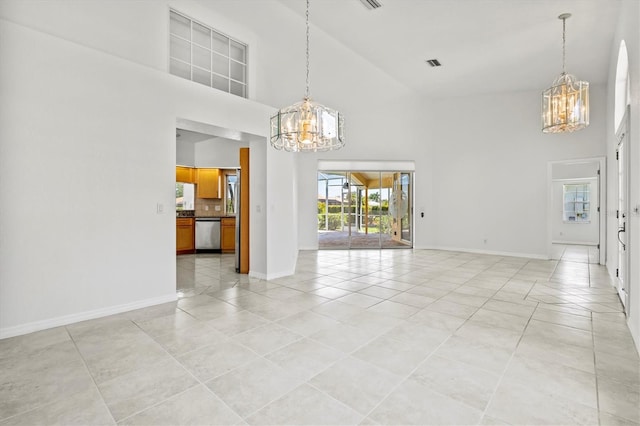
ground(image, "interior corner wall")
xmin=176 ymin=140 xmax=195 ymax=166
xmin=265 ymin=148 xmax=298 ymax=279
xmin=249 ymin=139 xmax=267 ymax=279
xmin=605 ymin=0 xmax=640 ymax=352
xmin=429 ymin=86 xmax=607 ymax=258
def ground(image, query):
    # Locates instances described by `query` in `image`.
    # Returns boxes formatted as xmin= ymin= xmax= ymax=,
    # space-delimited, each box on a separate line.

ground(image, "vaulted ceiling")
xmin=277 ymin=0 xmax=621 ymax=98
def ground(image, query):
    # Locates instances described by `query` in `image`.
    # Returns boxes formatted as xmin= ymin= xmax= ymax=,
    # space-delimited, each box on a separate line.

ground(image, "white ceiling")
xmin=277 ymin=0 xmax=621 ymax=98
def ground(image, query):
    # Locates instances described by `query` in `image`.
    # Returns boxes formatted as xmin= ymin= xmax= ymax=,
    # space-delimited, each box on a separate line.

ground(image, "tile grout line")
xmin=477 ymin=301 xmax=538 ymax=424
xmin=0 ymin=329 xmax=117 ymax=425
xmin=64 ymin=326 xmax=118 ymax=425
xmin=114 ymin=318 xmax=257 ymax=424
xmin=352 ymin=261 xmax=531 ymax=423
xmin=590 ymin=309 xmax=604 ymax=426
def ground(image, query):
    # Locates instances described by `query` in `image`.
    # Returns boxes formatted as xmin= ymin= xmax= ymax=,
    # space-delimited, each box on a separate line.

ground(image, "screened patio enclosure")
xmin=317 ymin=171 xmax=413 ymax=249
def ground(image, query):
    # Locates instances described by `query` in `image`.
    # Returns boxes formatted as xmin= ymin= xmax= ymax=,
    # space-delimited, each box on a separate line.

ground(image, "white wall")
xmin=265 ymin=149 xmax=299 ymax=279
xmin=552 ymin=162 xmax=600 ymax=180
xmin=0 ymin=17 xmax=276 ymax=337
xmin=176 ymin=140 xmax=195 ymax=166
xmin=552 ymin=179 xmax=599 ymax=244
xmin=194 ymin=137 xmax=248 ymax=168
xmin=249 ymin=139 xmax=267 ymax=279
xmin=605 ymin=0 xmax=640 ymax=352
xmin=429 ymin=87 xmax=607 ymax=258
xmin=0 ymin=0 xmax=260 ymax=99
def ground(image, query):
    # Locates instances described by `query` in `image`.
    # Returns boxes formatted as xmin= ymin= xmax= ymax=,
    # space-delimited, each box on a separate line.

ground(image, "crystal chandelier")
xmin=270 ymin=0 xmax=345 ymax=152
xmin=542 ymin=13 xmax=589 ymax=133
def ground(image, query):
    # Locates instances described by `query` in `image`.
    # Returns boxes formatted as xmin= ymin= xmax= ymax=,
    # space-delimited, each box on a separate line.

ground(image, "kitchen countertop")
xmin=195 ymin=216 xmax=236 ymax=219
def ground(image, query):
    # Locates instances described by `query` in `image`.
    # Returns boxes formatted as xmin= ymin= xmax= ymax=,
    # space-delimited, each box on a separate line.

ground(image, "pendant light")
xmin=270 ymin=0 xmax=345 ymax=152
xmin=542 ymin=13 xmax=589 ymax=133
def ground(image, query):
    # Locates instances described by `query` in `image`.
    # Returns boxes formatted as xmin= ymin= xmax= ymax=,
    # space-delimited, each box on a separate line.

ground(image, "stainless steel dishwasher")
xmin=195 ymin=218 xmax=221 ymax=251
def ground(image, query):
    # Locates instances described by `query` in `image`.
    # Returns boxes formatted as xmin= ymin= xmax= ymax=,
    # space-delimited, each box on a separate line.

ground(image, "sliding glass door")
xmin=317 ymin=170 xmax=413 ymax=249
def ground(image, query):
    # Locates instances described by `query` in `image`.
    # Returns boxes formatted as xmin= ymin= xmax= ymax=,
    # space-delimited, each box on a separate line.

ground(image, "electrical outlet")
xmin=215 ymin=205 xmax=221 ymax=211
xmin=483 ymin=238 xmax=488 ymax=244
xmin=205 ymin=205 xmax=209 ymax=211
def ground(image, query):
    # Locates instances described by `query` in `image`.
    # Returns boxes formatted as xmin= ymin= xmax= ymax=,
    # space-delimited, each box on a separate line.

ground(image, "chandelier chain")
xmin=562 ymin=16 xmax=566 ymax=74
xmin=305 ymin=0 xmax=310 ymax=99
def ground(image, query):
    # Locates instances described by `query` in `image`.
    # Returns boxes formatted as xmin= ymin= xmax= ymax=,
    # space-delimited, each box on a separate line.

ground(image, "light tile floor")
xmin=1 ymin=249 xmax=639 ymax=425
xmin=551 ymin=243 xmax=600 ymax=264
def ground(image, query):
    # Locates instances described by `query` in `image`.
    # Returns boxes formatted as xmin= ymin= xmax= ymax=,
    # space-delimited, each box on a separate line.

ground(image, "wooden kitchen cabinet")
xmin=221 ymin=217 xmax=236 ymax=253
xmin=196 ymin=168 xmax=221 ymax=198
xmin=176 ymin=217 xmax=195 ymax=254
xmin=176 ymin=166 xmax=195 ymax=183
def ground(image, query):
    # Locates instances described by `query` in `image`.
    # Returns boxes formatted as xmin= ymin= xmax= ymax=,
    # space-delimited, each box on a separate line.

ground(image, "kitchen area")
xmin=175 ymin=129 xmax=249 ymax=280
xmin=176 ymin=166 xmax=238 ymax=254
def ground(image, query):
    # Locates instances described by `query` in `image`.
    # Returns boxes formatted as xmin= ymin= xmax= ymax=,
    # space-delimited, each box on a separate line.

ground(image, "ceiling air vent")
xmin=426 ymin=59 xmax=442 ymax=67
xmin=359 ymin=0 xmax=382 ymax=10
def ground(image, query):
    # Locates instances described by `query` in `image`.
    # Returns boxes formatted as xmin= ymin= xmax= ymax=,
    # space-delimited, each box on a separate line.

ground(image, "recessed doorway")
xmin=317 ymin=170 xmax=413 ymax=249
xmin=547 ymin=158 xmax=606 ymax=265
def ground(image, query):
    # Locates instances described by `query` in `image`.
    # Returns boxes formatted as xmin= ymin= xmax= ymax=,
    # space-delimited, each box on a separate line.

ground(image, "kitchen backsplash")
xmin=195 ymin=197 xmax=225 ymax=217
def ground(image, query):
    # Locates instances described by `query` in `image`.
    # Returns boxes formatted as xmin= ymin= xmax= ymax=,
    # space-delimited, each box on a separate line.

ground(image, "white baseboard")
xmin=552 ymin=240 xmax=598 ymax=246
xmin=0 ymin=293 xmax=177 ymax=340
xmin=297 ymin=245 xmax=547 ymax=260
xmin=266 ymin=268 xmax=296 ymax=280
xmin=249 ymin=268 xmax=296 ymax=281
xmin=249 ymin=270 xmax=267 ymax=280
xmin=427 ymin=246 xmax=548 ymax=260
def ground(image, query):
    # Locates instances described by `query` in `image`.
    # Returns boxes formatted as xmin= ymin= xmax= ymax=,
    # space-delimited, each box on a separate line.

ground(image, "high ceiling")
xmin=277 ymin=0 xmax=621 ymax=98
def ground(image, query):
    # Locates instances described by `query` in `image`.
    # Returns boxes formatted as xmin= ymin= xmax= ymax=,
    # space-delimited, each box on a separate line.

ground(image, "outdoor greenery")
xmin=317 ymin=212 xmax=392 ymax=232
xmin=317 ymin=195 xmax=391 ymax=231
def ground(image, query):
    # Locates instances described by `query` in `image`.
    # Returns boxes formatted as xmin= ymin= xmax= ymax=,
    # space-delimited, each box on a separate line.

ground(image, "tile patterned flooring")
xmin=1 ymin=248 xmax=639 ymax=425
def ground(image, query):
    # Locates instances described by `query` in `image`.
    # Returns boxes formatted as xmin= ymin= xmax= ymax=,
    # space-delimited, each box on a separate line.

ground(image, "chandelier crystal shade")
xmin=270 ymin=0 xmax=345 ymax=152
xmin=542 ymin=13 xmax=589 ymax=133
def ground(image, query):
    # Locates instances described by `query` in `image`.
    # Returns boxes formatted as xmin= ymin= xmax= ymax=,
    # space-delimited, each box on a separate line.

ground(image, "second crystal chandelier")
xmin=541 ymin=13 xmax=590 ymax=133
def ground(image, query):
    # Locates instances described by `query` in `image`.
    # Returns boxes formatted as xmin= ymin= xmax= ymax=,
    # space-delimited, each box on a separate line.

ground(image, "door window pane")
xmin=563 ymin=183 xmax=591 ymax=223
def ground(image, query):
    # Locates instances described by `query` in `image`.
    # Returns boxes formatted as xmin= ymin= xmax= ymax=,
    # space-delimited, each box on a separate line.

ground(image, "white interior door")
xmin=616 ymin=121 xmax=630 ymax=310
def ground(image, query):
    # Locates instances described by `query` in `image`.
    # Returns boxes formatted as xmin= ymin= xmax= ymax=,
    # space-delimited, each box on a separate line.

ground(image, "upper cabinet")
xmin=196 ymin=168 xmax=221 ymax=199
xmin=176 ymin=166 xmax=195 ymax=183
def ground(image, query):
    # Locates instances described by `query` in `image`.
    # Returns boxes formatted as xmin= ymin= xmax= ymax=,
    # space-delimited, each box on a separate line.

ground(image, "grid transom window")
xmin=169 ymin=10 xmax=247 ymax=98
xmin=563 ymin=183 xmax=590 ymax=223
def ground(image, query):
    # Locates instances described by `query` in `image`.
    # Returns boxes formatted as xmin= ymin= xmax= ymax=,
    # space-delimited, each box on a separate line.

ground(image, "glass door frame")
xmin=317 ymin=169 xmax=414 ymax=250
